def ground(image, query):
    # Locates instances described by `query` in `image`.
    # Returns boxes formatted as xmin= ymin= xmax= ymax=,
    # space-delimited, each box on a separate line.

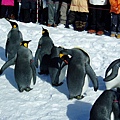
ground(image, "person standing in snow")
xmin=109 ymin=0 xmax=120 ymax=39
xmin=68 ymin=0 xmax=89 ymax=31
xmin=0 ymin=0 xmax=15 ymax=19
xmin=47 ymin=0 xmax=60 ymax=27
xmin=87 ymin=0 xmax=110 ymax=36
xmin=58 ymin=0 xmax=71 ymax=27
xmin=38 ymin=0 xmax=48 ymax=25
xmin=21 ymin=0 xmax=37 ymax=23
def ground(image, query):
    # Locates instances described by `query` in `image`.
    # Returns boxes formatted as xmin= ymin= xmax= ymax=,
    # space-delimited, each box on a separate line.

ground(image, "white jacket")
xmin=89 ymin=0 xmax=108 ymax=5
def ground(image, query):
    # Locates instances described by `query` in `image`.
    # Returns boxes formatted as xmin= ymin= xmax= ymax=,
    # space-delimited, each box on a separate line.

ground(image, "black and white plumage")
xmin=59 ymin=48 xmax=98 ymax=100
xmin=34 ymin=27 xmax=54 ymax=75
xmin=5 ymin=20 xmax=23 ymax=60
xmin=0 ymin=41 xmax=36 ymax=92
xmin=104 ymin=59 xmax=120 ymax=90
xmin=90 ymin=90 xmax=120 ymax=120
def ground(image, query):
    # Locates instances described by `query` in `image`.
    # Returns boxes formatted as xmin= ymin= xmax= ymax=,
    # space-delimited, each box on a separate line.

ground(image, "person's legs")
xmin=111 ymin=13 xmax=117 ymax=36
xmin=59 ymin=2 xmax=68 ymax=25
xmin=0 ymin=5 xmax=7 ymax=18
xmin=116 ymin=14 xmax=120 ymax=38
xmin=30 ymin=1 xmax=37 ymax=23
xmin=54 ymin=1 xmax=59 ymax=25
xmin=87 ymin=4 xmax=97 ymax=33
xmin=7 ymin=6 xmax=15 ymax=19
xmin=48 ymin=0 xmax=54 ymax=26
xmin=21 ymin=0 xmax=30 ymax=23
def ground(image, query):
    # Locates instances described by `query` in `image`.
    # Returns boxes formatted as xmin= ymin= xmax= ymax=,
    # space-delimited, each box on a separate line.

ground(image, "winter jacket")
xmin=89 ymin=0 xmax=108 ymax=5
xmin=1 ymin=0 xmax=14 ymax=6
xmin=109 ymin=0 xmax=120 ymax=14
xmin=70 ymin=0 xmax=89 ymax=12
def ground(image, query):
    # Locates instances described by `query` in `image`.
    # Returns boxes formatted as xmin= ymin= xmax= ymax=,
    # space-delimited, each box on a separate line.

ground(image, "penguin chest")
xmin=59 ymin=65 xmax=68 ymax=84
xmin=105 ymin=69 xmax=120 ymax=89
xmin=110 ymin=112 xmax=115 ymax=120
xmin=81 ymin=75 xmax=89 ymax=95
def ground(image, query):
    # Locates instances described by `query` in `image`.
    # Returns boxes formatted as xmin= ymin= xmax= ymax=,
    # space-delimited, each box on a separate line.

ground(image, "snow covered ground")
xmin=0 ymin=18 xmax=120 ymax=120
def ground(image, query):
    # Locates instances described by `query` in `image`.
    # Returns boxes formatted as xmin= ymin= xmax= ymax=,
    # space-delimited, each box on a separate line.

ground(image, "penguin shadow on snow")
xmin=4 ymin=67 xmax=18 ymax=89
xmin=37 ymin=72 xmax=69 ymax=97
xmin=89 ymin=76 xmax=106 ymax=91
xmin=67 ymin=101 xmax=92 ymax=120
xmin=48 ymin=76 xmax=69 ymax=97
xmin=0 ymin=47 xmax=7 ymax=61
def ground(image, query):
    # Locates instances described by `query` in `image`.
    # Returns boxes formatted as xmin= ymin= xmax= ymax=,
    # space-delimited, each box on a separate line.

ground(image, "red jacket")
xmin=109 ymin=0 xmax=120 ymax=14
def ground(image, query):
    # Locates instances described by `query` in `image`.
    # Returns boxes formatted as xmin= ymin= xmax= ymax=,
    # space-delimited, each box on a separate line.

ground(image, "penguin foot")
xmin=69 ymin=95 xmax=84 ymax=100
xmin=18 ymin=88 xmax=24 ymax=92
xmin=25 ymin=87 xmax=33 ymax=92
xmin=74 ymin=95 xmax=84 ymax=100
xmin=69 ymin=97 xmax=73 ymax=100
xmin=52 ymin=82 xmax=63 ymax=87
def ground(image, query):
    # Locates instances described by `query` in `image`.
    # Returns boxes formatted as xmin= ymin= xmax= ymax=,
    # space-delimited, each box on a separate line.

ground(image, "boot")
xmin=82 ymin=22 xmax=87 ymax=30
xmin=68 ymin=11 xmax=75 ymax=24
xmin=74 ymin=21 xmax=80 ymax=31
xmin=75 ymin=21 xmax=86 ymax=31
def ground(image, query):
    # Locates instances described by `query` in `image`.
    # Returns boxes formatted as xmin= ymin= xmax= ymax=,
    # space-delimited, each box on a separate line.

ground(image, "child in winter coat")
xmin=87 ymin=0 xmax=110 ymax=36
xmin=68 ymin=0 xmax=89 ymax=31
xmin=109 ymin=0 xmax=120 ymax=39
xmin=0 ymin=0 xmax=15 ymax=19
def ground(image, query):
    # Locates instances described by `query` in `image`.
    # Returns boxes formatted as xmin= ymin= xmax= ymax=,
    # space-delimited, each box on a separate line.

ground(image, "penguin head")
xmin=59 ymin=49 xmax=69 ymax=58
xmin=9 ymin=21 xmax=18 ymax=29
xmin=59 ymin=50 xmax=72 ymax=64
xmin=59 ymin=53 xmax=72 ymax=59
xmin=42 ymin=27 xmax=49 ymax=36
xmin=20 ymin=40 xmax=31 ymax=48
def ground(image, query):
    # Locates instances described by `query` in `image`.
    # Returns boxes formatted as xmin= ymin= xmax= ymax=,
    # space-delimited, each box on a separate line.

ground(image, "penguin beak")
xmin=59 ymin=53 xmax=65 ymax=58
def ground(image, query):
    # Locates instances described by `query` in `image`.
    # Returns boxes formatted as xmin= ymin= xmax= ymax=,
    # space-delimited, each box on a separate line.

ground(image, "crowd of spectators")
xmin=0 ymin=0 xmax=120 ymax=38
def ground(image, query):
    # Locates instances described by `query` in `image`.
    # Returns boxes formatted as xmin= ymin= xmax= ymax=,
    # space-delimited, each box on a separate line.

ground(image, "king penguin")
xmin=5 ymin=20 xmax=23 ymax=60
xmin=0 ymin=40 xmax=36 ymax=92
xmin=59 ymin=48 xmax=98 ymax=100
xmin=34 ymin=27 xmax=54 ymax=75
xmin=89 ymin=90 xmax=120 ymax=120
xmin=104 ymin=58 xmax=120 ymax=91
xmin=49 ymin=46 xmax=68 ymax=86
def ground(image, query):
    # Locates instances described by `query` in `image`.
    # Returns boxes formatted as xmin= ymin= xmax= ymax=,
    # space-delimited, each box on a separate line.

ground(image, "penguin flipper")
xmin=104 ymin=65 xmax=119 ymax=82
xmin=85 ymin=63 xmax=98 ymax=91
xmin=30 ymin=59 xmax=36 ymax=85
xmin=34 ymin=48 xmax=41 ymax=68
xmin=0 ymin=56 xmax=16 ymax=74
xmin=5 ymin=48 xmax=7 ymax=58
